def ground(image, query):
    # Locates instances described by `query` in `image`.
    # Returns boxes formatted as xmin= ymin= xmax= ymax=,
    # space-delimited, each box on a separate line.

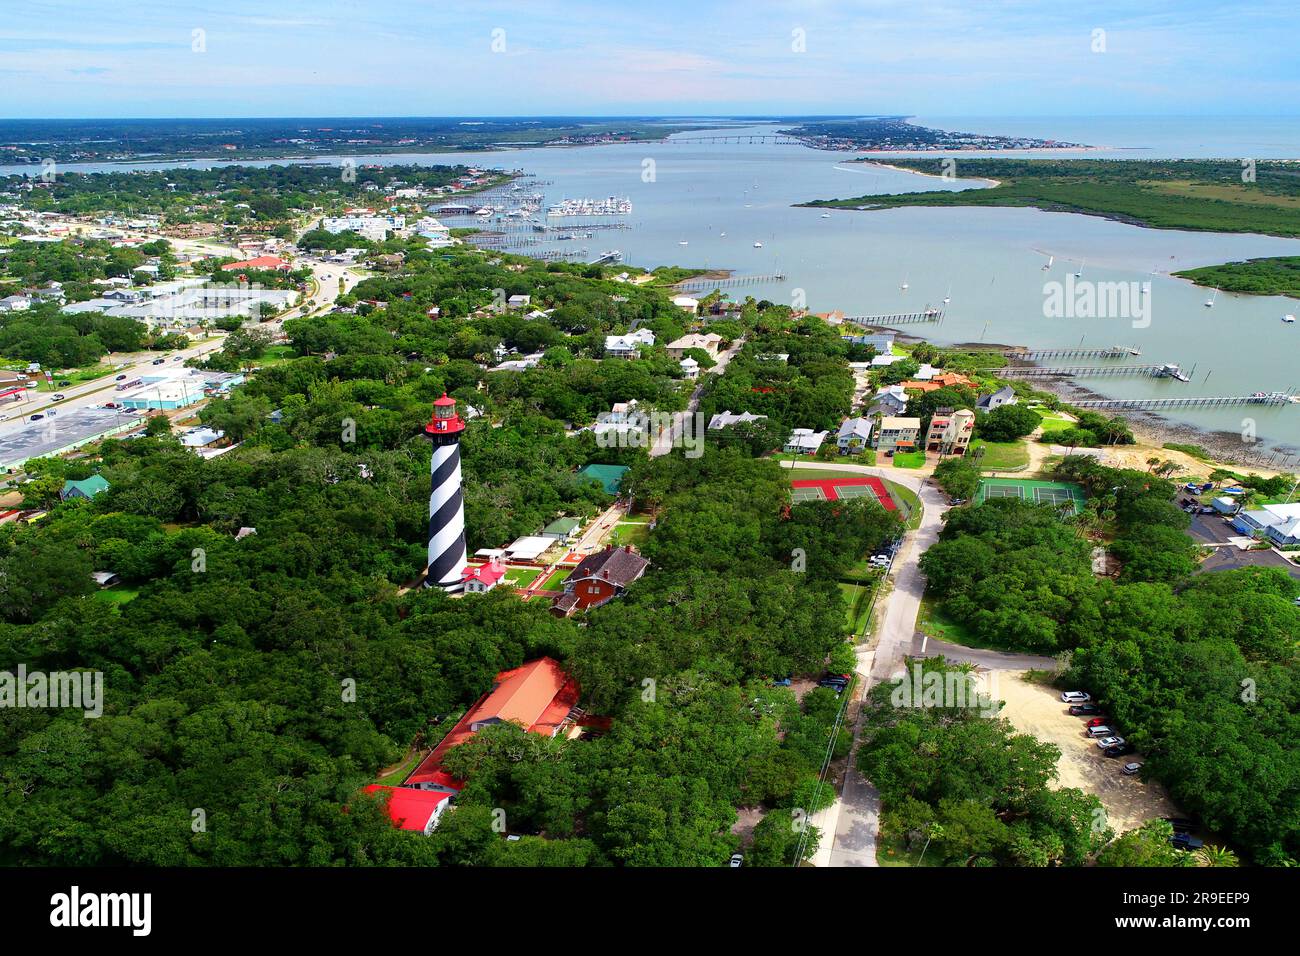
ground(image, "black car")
xmin=1068 ymin=703 xmax=1101 ymax=716
xmin=1164 ymin=817 xmax=1197 ymax=833
xmin=816 ymin=679 xmax=847 ymax=693
xmin=152 ymin=358 xmax=166 ymax=365
xmin=115 ymin=374 xmax=128 ymax=381
xmin=1170 ymin=832 xmax=1204 ymax=851
xmin=1103 ymin=742 xmax=1136 ymax=757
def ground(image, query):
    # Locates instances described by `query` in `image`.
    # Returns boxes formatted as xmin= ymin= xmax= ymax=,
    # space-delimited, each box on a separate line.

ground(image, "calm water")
xmin=7 ymin=117 xmax=1300 ymax=451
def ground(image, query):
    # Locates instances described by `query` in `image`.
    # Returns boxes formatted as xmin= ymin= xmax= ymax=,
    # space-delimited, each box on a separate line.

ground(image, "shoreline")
xmin=1029 ymin=375 xmax=1298 ymax=473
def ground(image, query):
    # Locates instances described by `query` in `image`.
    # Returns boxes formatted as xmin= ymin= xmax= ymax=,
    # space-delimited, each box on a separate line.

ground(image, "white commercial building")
xmin=321 ymin=215 xmax=405 ymax=241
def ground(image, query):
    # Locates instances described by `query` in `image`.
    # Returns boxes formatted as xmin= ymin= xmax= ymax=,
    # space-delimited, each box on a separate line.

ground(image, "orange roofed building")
xmin=405 ymin=657 xmax=582 ymax=793
xmin=901 ymin=372 xmax=975 ymax=393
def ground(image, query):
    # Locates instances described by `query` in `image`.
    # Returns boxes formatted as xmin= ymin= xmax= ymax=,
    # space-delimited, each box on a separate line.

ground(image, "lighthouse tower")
xmin=422 ymin=393 xmax=468 ymax=591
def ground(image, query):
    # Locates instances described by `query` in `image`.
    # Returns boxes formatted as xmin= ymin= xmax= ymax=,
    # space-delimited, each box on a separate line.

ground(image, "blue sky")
xmin=4 ymin=0 xmax=1298 ymax=118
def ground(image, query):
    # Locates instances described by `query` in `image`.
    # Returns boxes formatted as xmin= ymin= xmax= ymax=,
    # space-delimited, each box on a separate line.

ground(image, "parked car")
xmin=771 ymin=677 xmax=792 ymax=687
xmin=1095 ymin=736 xmax=1125 ymax=749
xmin=1170 ymin=832 xmax=1204 ymax=852
xmin=1085 ymin=717 xmax=1109 ymax=728
xmin=816 ymin=680 xmax=845 ymax=693
xmin=1121 ymin=762 xmax=1143 ymax=775
xmin=57 ymin=380 xmax=70 ymax=387
xmin=729 ymin=853 xmax=744 ymax=868
xmin=1068 ymin=703 xmax=1101 ymax=716
xmin=1103 ymin=742 xmax=1136 ymax=757
xmin=102 ymin=402 xmax=118 ymax=409
xmin=1086 ymin=725 xmax=1114 ymax=738
xmin=1061 ymin=691 xmax=1091 ymax=703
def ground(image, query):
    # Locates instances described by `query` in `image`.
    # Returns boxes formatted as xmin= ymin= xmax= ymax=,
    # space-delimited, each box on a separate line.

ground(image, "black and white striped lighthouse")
xmin=422 ymin=393 xmax=468 ymax=591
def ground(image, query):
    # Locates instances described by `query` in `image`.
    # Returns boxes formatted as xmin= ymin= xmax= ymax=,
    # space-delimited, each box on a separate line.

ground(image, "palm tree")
xmin=1197 ymin=844 xmax=1239 ymax=867
xmin=1146 ymin=456 xmax=1161 ymax=473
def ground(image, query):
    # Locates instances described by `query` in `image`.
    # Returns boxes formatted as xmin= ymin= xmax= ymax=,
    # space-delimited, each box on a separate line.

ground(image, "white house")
xmin=604 ymin=329 xmax=655 ymax=359
xmin=670 ymin=295 xmax=700 ymax=315
xmin=784 ymin=428 xmax=829 ymax=456
xmin=708 ymin=410 xmax=767 ymax=430
xmin=977 ymin=386 xmax=1018 ymax=412
xmin=1232 ymin=502 xmax=1300 ymax=546
xmin=679 ymin=356 xmax=700 ymax=380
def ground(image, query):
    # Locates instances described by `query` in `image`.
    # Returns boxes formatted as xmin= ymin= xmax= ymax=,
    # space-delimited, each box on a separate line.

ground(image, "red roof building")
xmin=221 ymin=255 xmax=290 ymax=272
xmin=551 ymin=544 xmax=649 ymax=617
xmin=405 ymin=657 xmax=581 ymax=792
xmin=362 ymin=785 xmax=450 ymax=834
xmin=461 ymin=562 xmax=505 ymax=592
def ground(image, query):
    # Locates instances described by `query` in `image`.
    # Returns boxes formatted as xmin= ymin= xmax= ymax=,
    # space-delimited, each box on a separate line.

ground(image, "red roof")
xmin=362 ymin=785 xmax=450 ymax=832
xmin=790 ymin=476 xmax=897 ymax=509
xmin=405 ymin=657 xmax=580 ymax=788
xmin=462 ymin=563 xmax=505 ymax=586
xmin=221 ymin=255 xmax=289 ymax=272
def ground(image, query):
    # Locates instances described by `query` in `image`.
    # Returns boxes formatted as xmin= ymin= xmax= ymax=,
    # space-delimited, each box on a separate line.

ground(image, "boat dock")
xmin=1001 ymin=363 xmax=1188 ymax=381
xmin=1071 ymin=392 xmax=1295 ymax=410
xmin=677 ymin=272 xmax=786 ymax=290
xmin=842 ymin=308 xmax=944 ymax=326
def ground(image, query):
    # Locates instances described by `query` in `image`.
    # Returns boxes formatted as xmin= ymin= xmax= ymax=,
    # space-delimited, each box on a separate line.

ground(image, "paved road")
xmin=1201 ymin=545 xmax=1300 ymax=580
xmin=650 ymin=338 xmax=743 ymax=458
xmin=787 ymin=459 xmax=943 ymax=867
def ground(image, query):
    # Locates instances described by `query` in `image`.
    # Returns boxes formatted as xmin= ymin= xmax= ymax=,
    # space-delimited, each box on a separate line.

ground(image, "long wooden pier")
xmin=677 ymin=272 xmax=787 ymax=290
xmin=843 ymin=309 xmax=944 ymax=326
xmin=1001 ymin=363 xmax=1182 ymax=379
xmin=941 ymin=345 xmax=1140 ymax=359
xmin=1072 ymin=392 xmax=1295 ymax=410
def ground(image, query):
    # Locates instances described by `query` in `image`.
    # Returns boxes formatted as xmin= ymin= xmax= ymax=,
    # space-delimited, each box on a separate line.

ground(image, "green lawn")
xmin=969 ymin=438 xmax=1030 ymax=470
xmin=373 ymin=749 xmax=423 ymax=787
xmin=504 ymin=566 xmax=542 ymax=589
xmin=917 ymin=593 xmax=984 ymax=646
xmin=610 ymin=522 xmax=649 ymax=547
xmin=838 ymin=580 xmax=877 ymax=636
xmin=93 ymin=585 xmax=140 ymax=606
xmin=540 ymin=567 xmax=572 ymax=591
xmin=882 ymin=479 xmax=923 ymax=530
xmin=891 ymin=451 xmax=926 ymax=469
xmin=1035 ymin=414 xmax=1077 ymax=437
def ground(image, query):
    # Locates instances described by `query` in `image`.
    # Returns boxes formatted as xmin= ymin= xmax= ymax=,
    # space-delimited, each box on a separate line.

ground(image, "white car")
xmin=1121 ymin=762 xmax=1143 ymax=776
xmin=728 ymin=853 xmax=743 ymax=868
xmin=1060 ymin=691 xmax=1091 ymax=703
xmin=1085 ymin=725 xmax=1114 ymax=738
xmin=1095 ymin=736 xmax=1125 ymax=749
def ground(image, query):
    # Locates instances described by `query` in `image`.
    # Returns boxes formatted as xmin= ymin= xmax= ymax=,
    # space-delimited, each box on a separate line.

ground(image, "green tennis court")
xmin=977 ymin=478 xmax=1086 ymax=515
xmin=791 ymin=485 xmax=828 ymax=502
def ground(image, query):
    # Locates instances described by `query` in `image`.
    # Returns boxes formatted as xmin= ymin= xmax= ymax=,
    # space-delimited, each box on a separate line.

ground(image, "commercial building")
xmin=320 ymin=214 xmax=405 ymax=241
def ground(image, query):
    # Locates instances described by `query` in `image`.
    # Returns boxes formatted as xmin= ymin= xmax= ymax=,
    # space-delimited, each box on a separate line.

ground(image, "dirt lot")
xmin=997 ymin=671 xmax=1179 ymax=834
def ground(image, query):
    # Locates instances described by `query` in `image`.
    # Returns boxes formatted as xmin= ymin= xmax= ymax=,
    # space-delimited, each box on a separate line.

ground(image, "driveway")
xmin=1187 ymin=512 xmax=1239 ymax=545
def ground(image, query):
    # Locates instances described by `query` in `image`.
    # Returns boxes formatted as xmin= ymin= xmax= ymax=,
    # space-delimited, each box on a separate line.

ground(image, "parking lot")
xmin=1200 ymin=546 xmax=1300 ymax=581
xmin=996 ymin=672 xmax=1179 ymax=835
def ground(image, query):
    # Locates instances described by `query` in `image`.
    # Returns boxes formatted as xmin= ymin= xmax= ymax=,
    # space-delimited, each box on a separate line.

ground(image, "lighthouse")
xmin=422 ymin=393 xmax=468 ymax=591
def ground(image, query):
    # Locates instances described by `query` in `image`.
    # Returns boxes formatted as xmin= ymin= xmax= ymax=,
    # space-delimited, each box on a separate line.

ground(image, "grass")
xmin=876 ymin=830 xmax=938 ymax=867
xmin=891 ymin=451 xmax=926 ymax=469
xmin=93 ymin=585 xmax=140 ymax=605
xmin=504 ymin=566 xmax=542 ymax=589
xmin=969 ymin=438 xmax=1030 ymax=470
xmin=1036 ymin=414 xmax=1076 ymax=437
xmin=804 ymin=158 xmax=1300 ymax=238
xmin=838 ymin=581 xmax=877 ymax=636
xmin=540 ymin=567 xmax=572 ymax=591
xmin=882 ymin=479 xmax=923 ymax=530
xmin=917 ymin=593 xmax=986 ymax=647
xmin=373 ymin=749 xmax=424 ymax=787
xmin=610 ymin=522 xmax=649 ymax=548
